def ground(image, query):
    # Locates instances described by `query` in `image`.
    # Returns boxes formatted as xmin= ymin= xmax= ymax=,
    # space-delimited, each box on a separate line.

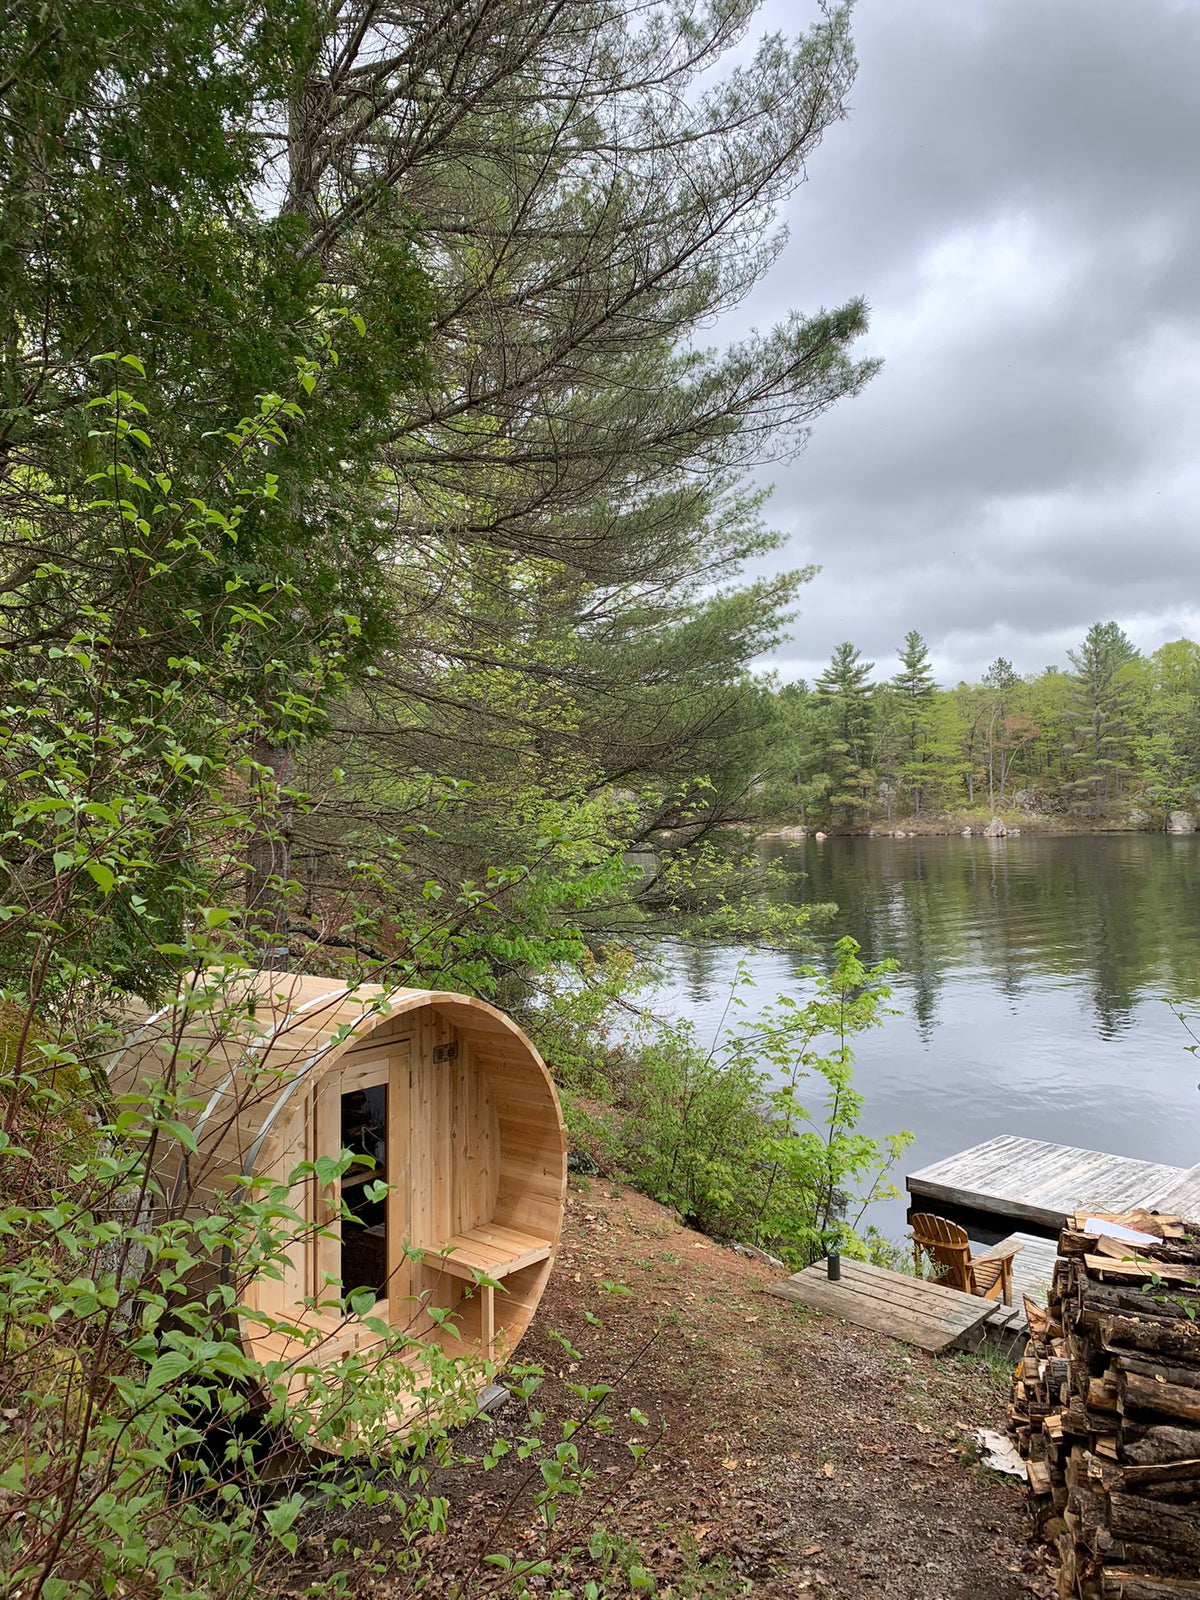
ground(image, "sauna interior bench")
xmin=422 ymin=1222 xmax=553 ymax=1281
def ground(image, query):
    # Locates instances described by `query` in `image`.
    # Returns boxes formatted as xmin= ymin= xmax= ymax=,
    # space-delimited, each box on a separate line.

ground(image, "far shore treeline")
xmin=759 ymin=624 xmax=1200 ymax=829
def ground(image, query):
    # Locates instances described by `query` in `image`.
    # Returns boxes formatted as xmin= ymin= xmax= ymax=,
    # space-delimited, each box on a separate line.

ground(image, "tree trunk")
xmin=241 ymin=64 xmax=326 ymax=956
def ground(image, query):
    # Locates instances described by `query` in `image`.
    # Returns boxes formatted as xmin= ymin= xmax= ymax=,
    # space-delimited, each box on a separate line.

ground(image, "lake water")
xmin=654 ymin=834 xmax=1200 ymax=1247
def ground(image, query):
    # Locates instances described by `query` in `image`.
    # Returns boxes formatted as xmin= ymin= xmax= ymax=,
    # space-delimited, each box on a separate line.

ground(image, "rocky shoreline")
xmin=759 ymin=810 xmax=1198 ymax=841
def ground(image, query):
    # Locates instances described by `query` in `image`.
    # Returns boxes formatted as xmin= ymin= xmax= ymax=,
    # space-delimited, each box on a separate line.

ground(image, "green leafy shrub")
xmin=554 ymin=939 xmax=912 ymax=1265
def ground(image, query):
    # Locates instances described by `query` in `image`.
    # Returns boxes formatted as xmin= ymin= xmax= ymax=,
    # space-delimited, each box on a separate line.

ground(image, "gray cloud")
xmin=740 ymin=0 xmax=1200 ymax=686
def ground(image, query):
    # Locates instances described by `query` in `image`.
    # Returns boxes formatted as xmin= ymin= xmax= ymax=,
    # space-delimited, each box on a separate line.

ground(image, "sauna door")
xmin=312 ymin=1027 xmax=492 ymax=1325
xmin=313 ymin=1038 xmax=411 ymax=1318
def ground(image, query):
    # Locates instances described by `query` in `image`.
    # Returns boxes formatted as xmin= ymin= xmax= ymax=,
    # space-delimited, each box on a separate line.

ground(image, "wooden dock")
xmin=768 ymin=1258 xmax=1001 ymax=1354
xmin=906 ymin=1135 xmax=1194 ymax=1231
xmin=767 ymin=1137 xmax=1200 ymax=1358
xmin=1142 ymin=1162 xmax=1200 ymax=1217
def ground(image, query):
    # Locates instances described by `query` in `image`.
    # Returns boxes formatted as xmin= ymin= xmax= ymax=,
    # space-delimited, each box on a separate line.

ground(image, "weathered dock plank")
xmin=768 ymin=1258 xmax=996 ymax=1353
xmin=907 ymin=1136 xmax=1186 ymax=1230
xmin=1141 ymin=1163 xmax=1200 ymax=1218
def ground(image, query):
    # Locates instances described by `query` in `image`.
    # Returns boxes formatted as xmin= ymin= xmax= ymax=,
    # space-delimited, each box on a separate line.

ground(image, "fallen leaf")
xmin=804 ymin=1544 xmax=823 ymax=1556
xmin=821 ymin=1462 xmax=834 ymax=1477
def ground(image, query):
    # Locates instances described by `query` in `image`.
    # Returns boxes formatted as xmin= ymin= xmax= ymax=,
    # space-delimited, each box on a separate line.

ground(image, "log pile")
xmin=1010 ymin=1210 xmax=1200 ymax=1599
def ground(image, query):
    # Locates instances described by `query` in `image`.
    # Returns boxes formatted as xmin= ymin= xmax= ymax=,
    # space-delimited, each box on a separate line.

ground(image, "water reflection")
xmin=776 ymin=835 xmax=1200 ymax=1037
xmin=657 ymin=836 xmax=1200 ymax=1244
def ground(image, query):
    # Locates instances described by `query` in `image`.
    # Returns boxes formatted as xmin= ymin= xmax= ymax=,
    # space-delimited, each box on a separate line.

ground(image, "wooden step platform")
xmin=768 ymin=1258 xmax=999 ymax=1353
xmin=906 ymin=1135 xmax=1187 ymax=1231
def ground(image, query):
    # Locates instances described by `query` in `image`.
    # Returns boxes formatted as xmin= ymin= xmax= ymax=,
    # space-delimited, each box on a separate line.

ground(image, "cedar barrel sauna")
xmin=112 ymin=970 xmax=566 ymax=1403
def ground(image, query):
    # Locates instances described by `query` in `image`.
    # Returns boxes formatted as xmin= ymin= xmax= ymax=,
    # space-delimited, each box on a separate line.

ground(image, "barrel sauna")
xmin=112 ymin=970 xmax=566 ymax=1414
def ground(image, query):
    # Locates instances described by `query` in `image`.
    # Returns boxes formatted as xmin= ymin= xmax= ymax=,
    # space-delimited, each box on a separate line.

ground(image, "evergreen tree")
xmin=813 ymin=642 xmax=875 ymax=824
xmin=892 ymin=630 xmax=937 ymax=699
xmin=275 ymin=0 xmax=877 ymax=925
xmin=983 ymin=657 xmax=1020 ymax=692
xmin=764 ymin=631 xmax=1200 ymax=827
xmin=1 ymin=0 xmax=878 ymax=949
xmin=763 ymin=677 xmax=839 ymax=821
xmin=890 ymin=630 xmax=937 ymax=813
xmin=1065 ymin=622 xmax=1140 ymax=819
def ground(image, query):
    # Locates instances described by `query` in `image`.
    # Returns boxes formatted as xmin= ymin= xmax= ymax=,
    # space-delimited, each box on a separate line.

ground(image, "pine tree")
xmin=890 ymin=631 xmax=937 ymax=814
xmin=1 ymin=0 xmax=877 ymax=946
xmin=983 ymin=657 xmax=1020 ymax=692
xmin=892 ymin=631 xmax=937 ymax=699
xmin=1065 ymin=622 xmax=1140 ymax=819
xmin=814 ymin=642 xmax=875 ymax=824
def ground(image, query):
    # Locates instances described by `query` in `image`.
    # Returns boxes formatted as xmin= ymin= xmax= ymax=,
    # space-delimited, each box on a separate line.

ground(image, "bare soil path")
xmin=295 ymin=1182 xmax=1054 ymax=1599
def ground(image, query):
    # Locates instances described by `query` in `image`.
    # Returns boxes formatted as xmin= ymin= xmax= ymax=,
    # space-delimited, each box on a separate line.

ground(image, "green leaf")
xmin=145 ymin=1351 xmax=191 ymax=1389
xmin=85 ymin=861 xmax=116 ymax=894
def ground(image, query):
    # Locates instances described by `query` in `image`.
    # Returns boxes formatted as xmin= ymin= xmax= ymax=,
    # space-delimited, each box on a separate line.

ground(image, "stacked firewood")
xmin=1010 ymin=1210 xmax=1200 ymax=1600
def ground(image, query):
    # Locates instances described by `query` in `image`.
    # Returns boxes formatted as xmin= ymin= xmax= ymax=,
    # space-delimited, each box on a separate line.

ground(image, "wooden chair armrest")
xmin=974 ymin=1241 xmax=1023 ymax=1265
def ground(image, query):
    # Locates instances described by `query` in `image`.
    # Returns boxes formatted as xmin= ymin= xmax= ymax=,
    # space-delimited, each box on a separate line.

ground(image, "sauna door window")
xmin=339 ymin=1083 xmax=388 ymax=1295
xmin=313 ymin=1044 xmax=409 ymax=1311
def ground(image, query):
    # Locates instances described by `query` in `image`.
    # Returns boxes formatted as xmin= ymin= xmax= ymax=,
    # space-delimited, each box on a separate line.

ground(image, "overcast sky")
xmin=744 ymin=0 xmax=1200 ymax=687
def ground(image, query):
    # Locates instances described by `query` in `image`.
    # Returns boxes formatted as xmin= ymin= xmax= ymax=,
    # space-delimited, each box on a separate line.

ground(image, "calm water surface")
xmin=655 ymin=835 xmax=1200 ymax=1245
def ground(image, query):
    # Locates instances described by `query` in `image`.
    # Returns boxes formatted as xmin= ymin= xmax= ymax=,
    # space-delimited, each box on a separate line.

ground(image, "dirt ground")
xmin=296 ymin=1182 xmax=1054 ymax=1599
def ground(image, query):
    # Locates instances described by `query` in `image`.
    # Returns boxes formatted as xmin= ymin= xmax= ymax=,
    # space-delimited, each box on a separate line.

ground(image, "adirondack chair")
xmin=910 ymin=1213 xmax=1022 ymax=1304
